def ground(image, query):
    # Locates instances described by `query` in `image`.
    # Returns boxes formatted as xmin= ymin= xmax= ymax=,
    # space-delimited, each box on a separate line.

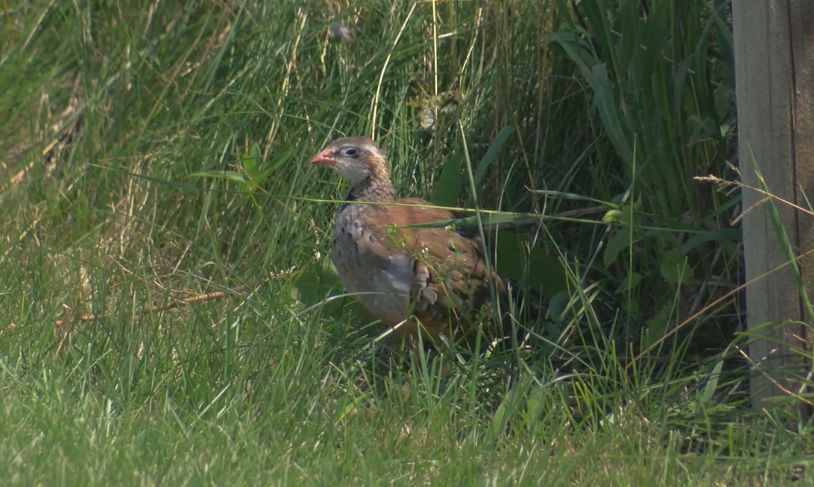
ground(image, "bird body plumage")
xmin=311 ymin=137 xmax=506 ymax=339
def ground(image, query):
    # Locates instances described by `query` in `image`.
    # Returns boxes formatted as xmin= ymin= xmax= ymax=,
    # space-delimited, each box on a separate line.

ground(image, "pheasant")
xmin=310 ymin=136 xmax=507 ymax=340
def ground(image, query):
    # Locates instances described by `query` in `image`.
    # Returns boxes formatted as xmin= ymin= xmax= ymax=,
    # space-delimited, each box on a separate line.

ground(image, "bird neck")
xmin=346 ymin=175 xmax=396 ymax=203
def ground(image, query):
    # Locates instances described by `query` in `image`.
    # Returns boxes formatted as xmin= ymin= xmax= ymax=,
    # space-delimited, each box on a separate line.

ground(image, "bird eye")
xmin=340 ymin=147 xmax=360 ymax=157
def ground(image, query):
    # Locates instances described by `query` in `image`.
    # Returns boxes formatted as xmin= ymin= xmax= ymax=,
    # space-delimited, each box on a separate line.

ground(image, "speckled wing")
xmin=362 ymin=198 xmax=506 ymax=336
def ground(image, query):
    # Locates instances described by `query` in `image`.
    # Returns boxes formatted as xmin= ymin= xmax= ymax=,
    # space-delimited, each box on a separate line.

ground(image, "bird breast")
xmin=331 ymin=204 xmax=413 ymax=325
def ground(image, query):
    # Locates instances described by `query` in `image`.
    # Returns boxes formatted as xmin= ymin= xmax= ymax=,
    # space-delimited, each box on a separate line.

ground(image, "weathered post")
xmin=733 ymin=2 xmax=813 ymax=409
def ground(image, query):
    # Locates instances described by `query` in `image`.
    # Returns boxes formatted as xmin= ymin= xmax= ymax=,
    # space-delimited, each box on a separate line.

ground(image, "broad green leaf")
xmin=473 ymin=125 xmax=513 ymax=188
xmin=430 ymin=152 xmax=462 ymax=207
xmin=601 ymin=209 xmax=625 ymax=224
xmin=642 ymin=303 xmax=673 ymax=350
xmin=659 ymin=249 xmax=698 ymax=285
xmin=291 ymin=260 xmax=346 ymax=317
xmin=495 ymin=232 xmax=565 ymax=296
xmin=616 ymin=271 xmax=641 ymax=294
xmin=603 ymin=226 xmax=630 ymax=268
xmin=241 ymin=143 xmax=260 ymax=181
xmin=679 ymin=228 xmax=739 ymax=255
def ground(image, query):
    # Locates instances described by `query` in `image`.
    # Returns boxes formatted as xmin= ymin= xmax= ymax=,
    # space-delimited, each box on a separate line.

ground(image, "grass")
xmin=1 ymin=0 xmax=812 ymax=485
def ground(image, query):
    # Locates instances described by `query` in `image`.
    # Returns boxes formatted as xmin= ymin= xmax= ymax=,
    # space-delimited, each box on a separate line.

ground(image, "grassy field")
xmin=1 ymin=0 xmax=811 ymax=485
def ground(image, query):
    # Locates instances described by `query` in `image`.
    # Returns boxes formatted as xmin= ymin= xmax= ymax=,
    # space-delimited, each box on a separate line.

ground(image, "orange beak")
xmin=310 ymin=150 xmax=336 ymax=165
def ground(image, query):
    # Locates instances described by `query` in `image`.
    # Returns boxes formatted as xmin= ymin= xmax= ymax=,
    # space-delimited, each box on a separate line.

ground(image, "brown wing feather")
xmin=359 ymin=198 xmax=505 ymax=337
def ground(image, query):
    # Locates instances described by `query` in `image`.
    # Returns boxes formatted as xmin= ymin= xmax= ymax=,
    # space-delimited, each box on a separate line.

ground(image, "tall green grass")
xmin=0 ymin=0 xmax=810 ymax=484
xmin=551 ymin=0 xmax=738 ymax=348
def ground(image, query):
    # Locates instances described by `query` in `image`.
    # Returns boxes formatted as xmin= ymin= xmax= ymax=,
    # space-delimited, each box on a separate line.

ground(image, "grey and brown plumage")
xmin=310 ymin=137 xmax=506 ymax=340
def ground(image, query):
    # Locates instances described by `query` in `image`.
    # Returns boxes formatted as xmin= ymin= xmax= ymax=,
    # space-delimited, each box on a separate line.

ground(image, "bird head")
xmin=310 ymin=137 xmax=388 ymax=184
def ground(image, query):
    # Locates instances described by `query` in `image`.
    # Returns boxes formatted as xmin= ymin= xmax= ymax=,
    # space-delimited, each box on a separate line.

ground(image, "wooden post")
xmin=733 ymin=2 xmax=813 ymax=409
